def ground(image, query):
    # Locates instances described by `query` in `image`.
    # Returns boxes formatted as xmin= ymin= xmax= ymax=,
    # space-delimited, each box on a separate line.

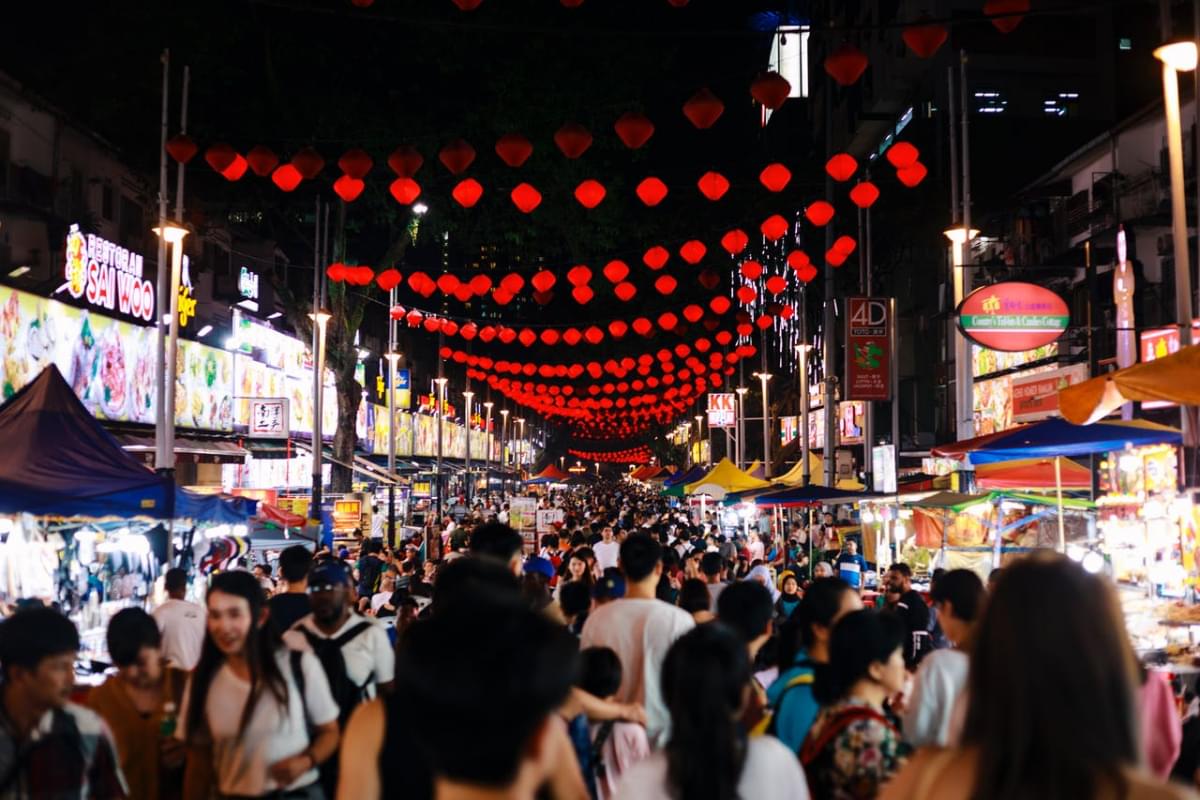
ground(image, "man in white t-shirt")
xmin=152 ymin=567 xmax=206 ymax=670
xmin=593 ymin=526 xmax=621 ymax=573
xmin=581 ymin=533 xmax=695 ymax=747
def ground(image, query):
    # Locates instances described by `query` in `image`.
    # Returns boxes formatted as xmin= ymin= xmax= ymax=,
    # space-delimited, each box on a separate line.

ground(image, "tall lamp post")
xmin=434 ymin=377 xmax=447 ymax=520
xmin=754 ymin=371 xmax=773 ymax=478
xmin=695 ymin=415 xmax=705 ymax=467
xmin=500 ymin=409 xmax=510 ymax=496
xmin=516 ymin=418 xmax=526 ymax=482
xmin=944 ymin=226 xmax=979 ymax=441
xmin=308 ymin=307 xmax=331 ymax=524
xmin=798 ymin=344 xmax=812 ymax=485
xmin=463 ymin=390 xmax=474 ymax=505
xmin=152 ymin=222 xmax=188 ymax=476
xmin=483 ymin=401 xmax=494 ymax=496
xmin=384 ymin=349 xmax=401 ymax=546
xmin=735 ymin=386 xmax=749 ymax=470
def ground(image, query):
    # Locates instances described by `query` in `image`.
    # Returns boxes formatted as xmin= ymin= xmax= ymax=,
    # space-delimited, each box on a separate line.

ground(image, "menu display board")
xmin=973 ymin=342 xmax=1058 ymax=378
xmin=974 ymin=363 xmax=1058 ymax=435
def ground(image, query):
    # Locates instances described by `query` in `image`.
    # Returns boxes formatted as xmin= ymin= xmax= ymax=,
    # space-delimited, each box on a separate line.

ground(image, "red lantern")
xmin=849 ymin=181 xmax=880 ymax=209
xmin=221 ymin=155 xmax=248 ymax=181
xmin=603 ymin=260 xmax=630 ymax=284
xmin=710 ymin=296 xmax=731 ymax=315
xmin=500 ymin=273 xmax=525 ymax=294
xmin=756 ymin=314 xmax=773 ymax=330
xmin=531 ymin=270 xmax=557 ymax=293
xmin=245 ymin=145 xmax=279 ymax=176
xmin=825 ymin=153 xmax=858 ymax=182
xmin=452 ymin=0 xmax=483 ymax=9
xmin=388 ymin=145 xmax=424 ymax=177
xmin=682 ymin=88 xmax=724 ymax=129
xmin=437 ymin=274 xmax=461 ymax=295
xmin=510 ymin=183 xmax=542 ymax=213
xmin=826 ymin=248 xmax=849 ymax=267
xmin=786 ymin=251 xmax=810 ymax=271
xmin=657 ymin=312 xmax=678 ymax=331
xmin=761 ymin=214 xmax=789 ymax=240
xmin=654 ymin=275 xmax=677 ymax=295
xmin=338 ymin=148 xmax=373 ymax=179
xmin=824 ymin=43 xmax=869 ymax=86
xmin=326 ymin=263 xmax=348 ymax=282
xmin=498 ymin=328 xmax=517 ymax=344
xmin=479 ymin=326 xmax=497 ymax=342
xmin=438 ymin=139 xmax=476 ymax=174
xmin=574 ymin=179 xmax=606 ymax=209
xmin=719 ymin=229 xmax=749 ymax=255
xmin=389 ymin=305 xmax=405 ymax=321
xmin=680 ymin=240 xmax=707 ymax=265
xmin=903 ymin=15 xmax=949 ymax=57
xmin=165 ymin=134 xmax=198 ymax=164
xmin=291 ymin=147 xmax=325 ymax=179
xmin=750 ymin=71 xmax=791 ymax=110
xmin=614 ymin=282 xmax=637 ymax=302
xmin=885 ymin=141 xmax=919 ymax=169
xmin=833 ymin=235 xmax=858 ymax=255
xmin=565 ymin=266 xmax=590 ymax=286
xmin=519 ymin=329 xmax=537 ymax=347
xmin=563 ymin=328 xmax=583 ymax=345
xmin=740 ymin=260 xmax=763 ymax=280
xmin=406 ymin=309 xmax=423 ymax=327
xmin=636 ymin=177 xmax=669 ymax=207
xmin=572 ymin=286 xmax=594 ymax=304
xmin=609 ymin=320 xmax=629 ymax=338
xmin=643 ymin=246 xmax=670 ymax=270
xmin=389 ymin=178 xmax=422 ymax=205
xmin=683 ymin=304 xmax=704 ymax=323
xmin=737 ymin=285 xmax=757 ymax=305
xmin=333 ymin=175 xmax=365 ymax=203
xmin=897 ymin=161 xmax=928 ymax=188
xmin=614 ymin=113 xmax=655 ymax=149
xmin=697 ymin=269 xmax=720 ymax=291
xmin=804 ymin=201 xmax=835 ymax=226
xmin=554 ymin=122 xmax=593 ymax=158
xmin=271 ymin=164 xmax=303 ymax=192
xmin=452 ymin=178 xmax=484 ymax=208
xmin=376 ymin=268 xmax=402 ymax=291
xmin=585 ymin=326 xmax=605 ymax=344
xmin=765 ymin=275 xmax=788 ymax=295
xmin=469 ymin=274 xmax=492 ymax=296
xmin=697 ymin=171 xmax=729 ymax=201
xmin=493 ymin=133 xmax=534 ymax=168
xmin=442 ymin=321 xmax=460 ymax=336
xmin=541 ymin=329 xmax=561 ymax=346
xmin=759 ymin=163 xmax=791 ymax=192
xmin=632 ymin=318 xmax=654 ymax=336
xmin=204 ymin=143 xmax=237 ymax=174
xmin=715 ymin=330 xmax=733 ymax=345
xmin=984 ymin=0 xmax=1030 ymax=33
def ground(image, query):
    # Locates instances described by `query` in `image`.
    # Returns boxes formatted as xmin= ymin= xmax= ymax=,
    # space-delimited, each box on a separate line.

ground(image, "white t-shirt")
xmin=580 ymin=598 xmax=695 ymax=747
xmin=748 ymin=538 xmax=765 ymax=563
xmin=370 ymin=591 xmax=392 ymax=614
xmin=283 ymin=613 xmax=395 ymax=699
xmin=177 ymin=646 xmax=339 ymax=796
xmin=614 ymin=735 xmax=809 ymax=800
xmin=152 ymin=598 xmax=206 ymax=670
xmin=902 ymin=648 xmax=969 ymax=748
xmin=593 ymin=540 xmax=621 ymax=572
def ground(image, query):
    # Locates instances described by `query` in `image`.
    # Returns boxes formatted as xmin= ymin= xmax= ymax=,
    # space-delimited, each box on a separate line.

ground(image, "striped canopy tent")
xmin=974 ymin=457 xmax=1092 ymax=490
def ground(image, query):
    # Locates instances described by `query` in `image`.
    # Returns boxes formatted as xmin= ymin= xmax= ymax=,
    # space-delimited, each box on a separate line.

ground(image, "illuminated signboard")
xmin=707 ymin=393 xmax=736 ymax=427
xmin=238 ymin=267 xmax=260 ymax=300
xmin=62 ymin=224 xmax=154 ymax=322
xmin=957 ymin=282 xmax=1069 ymax=352
xmin=1139 ymin=320 xmax=1200 ymax=409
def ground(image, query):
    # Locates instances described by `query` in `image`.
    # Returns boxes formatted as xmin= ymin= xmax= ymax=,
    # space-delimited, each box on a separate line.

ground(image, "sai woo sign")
xmin=957 ymin=282 xmax=1069 ymax=352
xmin=61 ymin=224 xmax=154 ymax=322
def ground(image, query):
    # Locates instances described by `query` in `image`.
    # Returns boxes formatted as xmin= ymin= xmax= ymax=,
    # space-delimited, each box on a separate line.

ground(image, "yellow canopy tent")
xmin=1060 ymin=345 xmax=1200 ymax=425
xmin=684 ymin=458 xmax=770 ymax=500
xmin=745 ymin=460 xmax=765 ymax=479
xmin=775 ymin=452 xmax=824 ymax=486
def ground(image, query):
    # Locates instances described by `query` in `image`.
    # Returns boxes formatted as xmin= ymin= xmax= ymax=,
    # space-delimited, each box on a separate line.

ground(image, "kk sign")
xmin=707 ymin=393 xmax=736 ymax=428
xmin=845 ymin=297 xmax=892 ymax=401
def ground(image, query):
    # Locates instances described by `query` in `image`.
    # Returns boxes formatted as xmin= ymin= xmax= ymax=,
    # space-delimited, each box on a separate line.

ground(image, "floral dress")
xmin=800 ymin=698 xmax=910 ymax=800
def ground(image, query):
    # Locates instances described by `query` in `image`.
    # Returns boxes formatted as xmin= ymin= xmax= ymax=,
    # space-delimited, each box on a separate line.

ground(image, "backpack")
xmin=298 ymin=621 xmax=375 ymax=727
xmin=761 ymin=660 xmax=816 ymax=739
xmin=798 ymin=705 xmax=898 ymax=788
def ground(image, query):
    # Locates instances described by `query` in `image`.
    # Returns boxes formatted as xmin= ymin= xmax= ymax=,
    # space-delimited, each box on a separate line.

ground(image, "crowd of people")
xmin=0 ymin=480 xmax=1197 ymax=799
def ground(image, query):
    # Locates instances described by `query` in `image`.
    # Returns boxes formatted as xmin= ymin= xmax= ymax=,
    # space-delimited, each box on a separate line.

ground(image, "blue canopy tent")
xmin=933 ymin=418 xmax=1182 ymax=465
xmin=754 ymin=485 xmax=886 ymax=508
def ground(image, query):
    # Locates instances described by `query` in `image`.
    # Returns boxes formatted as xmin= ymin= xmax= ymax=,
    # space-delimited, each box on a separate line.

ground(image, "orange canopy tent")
xmin=973 ymin=457 xmax=1091 ymax=490
xmin=1060 ymin=345 xmax=1200 ymax=425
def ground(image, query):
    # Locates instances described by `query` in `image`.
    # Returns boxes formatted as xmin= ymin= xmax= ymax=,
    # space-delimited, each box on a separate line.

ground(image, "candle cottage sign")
xmin=957 ymin=282 xmax=1069 ymax=352
xmin=62 ymin=224 xmax=155 ymax=322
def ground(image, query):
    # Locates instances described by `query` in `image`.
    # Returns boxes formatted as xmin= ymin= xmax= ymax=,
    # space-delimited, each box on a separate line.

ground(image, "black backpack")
xmin=298 ymin=621 xmax=375 ymax=727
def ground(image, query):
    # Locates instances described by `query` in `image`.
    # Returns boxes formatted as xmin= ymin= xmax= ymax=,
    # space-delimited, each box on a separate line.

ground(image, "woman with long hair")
xmin=554 ymin=547 xmax=596 ymax=603
xmin=179 ymin=571 xmax=339 ymax=800
xmin=881 ymin=554 xmax=1195 ymax=800
xmin=614 ymin=623 xmax=809 ymax=800
xmin=800 ymin=609 xmax=909 ymax=799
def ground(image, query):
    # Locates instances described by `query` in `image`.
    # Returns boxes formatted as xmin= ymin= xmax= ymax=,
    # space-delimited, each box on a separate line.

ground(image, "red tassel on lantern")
xmin=614 ymin=113 xmax=655 ymax=149
xmin=682 ymin=88 xmax=724 ymax=129
xmin=338 ymin=148 xmax=373 ymax=179
xmin=824 ymin=43 xmax=869 ymax=86
xmin=495 ymin=134 xmax=533 ymax=168
xmin=452 ymin=178 xmax=484 ymax=208
xmin=574 ymin=180 xmax=607 ymax=209
xmin=825 ymin=153 xmax=858 ymax=182
xmin=643 ymin=247 xmax=670 ymax=270
xmin=388 ymin=146 xmax=424 ymax=177
xmin=680 ymin=241 xmax=707 ymax=265
xmin=902 ymin=15 xmax=949 ymax=57
xmin=333 ymin=175 xmax=365 ymax=202
xmin=804 ymin=201 xmax=835 ymax=226
xmin=510 ymin=183 xmax=542 ymax=213
xmin=554 ymin=122 xmax=593 ymax=158
xmin=271 ymin=164 xmax=303 ymax=192
xmin=166 ymin=135 xmax=198 ymax=164
xmin=389 ymin=178 xmax=422 ymax=205
xmin=697 ymin=172 xmax=729 ymax=201
xmin=636 ymin=177 xmax=669 ymax=207
xmin=750 ymin=71 xmax=791 ymax=110
xmin=439 ymin=139 xmax=476 ymax=174
xmin=849 ymin=181 xmax=881 ymax=209
xmin=291 ymin=147 xmax=325 ymax=179
xmin=761 ymin=214 xmax=789 ymax=240
xmin=984 ymin=0 xmax=1030 ymax=33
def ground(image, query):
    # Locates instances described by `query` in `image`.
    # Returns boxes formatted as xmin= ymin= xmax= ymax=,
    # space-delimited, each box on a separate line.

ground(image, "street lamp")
xmin=152 ymin=222 xmax=188 ymax=475
xmin=735 ymin=386 xmax=749 ymax=470
xmin=1155 ymin=41 xmax=1198 ymax=343
xmin=307 ymin=307 xmax=332 ymax=523
xmin=797 ymin=345 xmax=812 ymax=486
xmin=434 ymin=377 xmax=448 ymax=519
xmin=516 ymin=418 xmax=526 ymax=479
xmin=384 ymin=350 xmax=401 ymax=545
xmin=754 ymin=372 xmax=773 ymax=478
xmin=500 ymin=409 xmax=510 ymax=496
xmin=463 ymin=390 xmax=474 ymax=505
xmin=483 ymin=401 xmax=494 ymax=491
xmin=695 ymin=415 xmax=704 ymax=467
xmin=944 ymin=226 xmax=979 ymax=440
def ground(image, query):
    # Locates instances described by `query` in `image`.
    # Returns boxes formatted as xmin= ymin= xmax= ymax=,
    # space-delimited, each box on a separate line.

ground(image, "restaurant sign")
xmin=1011 ymin=364 xmax=1090 ymax=423
xmin=957 ymin=282 xmax=1069 ymax=352
xmin=62 ymin=224 xmax=154 ymax=323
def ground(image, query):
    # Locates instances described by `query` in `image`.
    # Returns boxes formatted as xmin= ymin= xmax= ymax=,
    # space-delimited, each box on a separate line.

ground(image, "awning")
xmin=258 ymin=502 xmax=306 ymax=528
xmin=117 ymin=433 xmax=248 ymax=464
xmin=290 ymin=440 xmax=398 ymax=485
xmin=754 ymin=485 xmax=886 ymax=507
xmin=1060 ymin=345 xmax=1200 ymax=425
xmin=902 ymin=491 xmax=993 ymax=512
xmin=931 ymin=418 xmax=1181 ymax=465
xmin=974 ymin=457 xmax=1092 ymax=490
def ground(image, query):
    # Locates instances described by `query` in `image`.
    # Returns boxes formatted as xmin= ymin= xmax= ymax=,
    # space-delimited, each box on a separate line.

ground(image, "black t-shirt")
xmin=268 ymin=592 xmax=311 ymax=633
xmin=894 ymin=589 xmax=931 ymax=666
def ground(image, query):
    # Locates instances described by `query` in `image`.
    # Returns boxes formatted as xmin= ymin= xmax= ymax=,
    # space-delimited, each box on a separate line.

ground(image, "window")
xmin=1043 ymin=92 xmax=1080 ymax=117
xmin=974 ymin=91 xmax=1008 ymax=114
xmin=101 ymin=183 xmax=114 ymax=221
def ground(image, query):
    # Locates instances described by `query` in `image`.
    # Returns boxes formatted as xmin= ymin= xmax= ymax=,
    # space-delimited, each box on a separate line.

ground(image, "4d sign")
xmin=957 ymin=282 xmax=1069 ymax=352
xmin=845 ymin=297 xmax=892 ymax=401
xmin=62 ymin=224 xmax=154 ymax=322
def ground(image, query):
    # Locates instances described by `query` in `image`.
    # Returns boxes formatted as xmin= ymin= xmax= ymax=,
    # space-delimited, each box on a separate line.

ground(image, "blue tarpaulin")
xmin=663 ymin=465 xmax=705 ymax=488
xmin=957 ymin=419 xmax=1181 ymax=465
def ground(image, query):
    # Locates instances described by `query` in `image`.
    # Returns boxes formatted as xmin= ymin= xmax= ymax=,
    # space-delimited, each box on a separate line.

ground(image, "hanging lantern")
xmin=679 ymin=240 xmax=707 ymax=264
xmin=271 ymin=164 xmax=303 ymax=192
xmin=572 ymin=285 xmax=594 ymax=304
xmin=697 ymin=269 xmax=720 ymax=290
xmin=479 ymin=326 xmax=497 ymax=342
xmin=636 ymin=177 xmax=669 ymax=207
xmin=736 ymin=285 xmax=757 ymax=305
xmin=454 ymin=283 xmax=476 ymax=303
xmin=468 ymin=274 xmax=492 ymax=296
xmin=406 ymin=309 xmax=424 ymax=327
xmin=326 ymin=263 xmax=348 ymax=282
xmin=204 ymin=143 xmax=237 ymax=174
xmin=825 ymin=153 xmax=858 ymax=182
xmin=567 ymin=265 xmax=592 ymax=286
xmin=353 ymin=266 xmax=376 ymax=285
xmin=759 ymin=163 xmax=791 ymax=192
xmin=585 ymin=326 xmax=605 ymax=344
xmin=376 ymin=268 xmax=403 ymax=291
xmin=984 ymin=0 xmax=1030 ymax=33
xmin=710 ymin=296 xmax=731 ymax=315
xmin=500 ymin=273 xmax=525 ymax=294
xmin=740 ymin=260 xmax=763 ymax=280
xmin=683 ymin=304 xmax=704 ymax=323
xmin=245 ymin=145 xmax=279 ymax=177
xmin=715 ymin=330 xmax=733 ymax=345
xmin=407 ymin=271 xmax=428 ymax=293
xmin=519 ymin=329 xmax=537 ymax=347
xmin=718 ymin=229 xmax=749 ymax=255
xmin=697 ymin=171 xmax=729 ymax=201
xmin=897 ymin=161 xmax=928 ymax=187
xmin=388 ymin=145 xmax=424 ymax=177
xmin=539 ymin=329 xmax=560 ymax=346
xmin=452 ymin=0 xmax=483 ymax=9
xmin=632 ymin=317 xmax=654 ymax=336
xmin=902 ymin=15 xmax=949 ymax=57
xmin=554 ymin=122 xmax=593 ymax=158
xmin=561 ymin=0 xmax=584 ymax=7
xmin=602 ymin=260 xmax=630 ymax=284
xmin=498 ymin=327 xmax=518 ymax=343
xmin=756 ymin=314 xmax=774 ymax=330
xmin=614 ymin=282 xmax=637 ymax=301
xmin=437 ymin=274 xmax=461 ymax=295
xmin=510 ymin=183 xmax=542 ymax=213
xmin=389 ymin=177 xmax=422 ymax=205
xmin=452 ymin=178 xmax=484 ymax=208
xmin=824 ymin=43 xmax=869 ymax=86
xmin=531 ymin=270 xmax=557 ymax=293
xmin=333 ymin=175 xmax=365 ymax=202
xmin=221 ymin=155 xmax=248 ymax=181
xmin=165 ymin=134 xmax=198 ymax=164
xmin=849 ymin=181 xmax=881 ymax=209
xmin=563 ymin=328 xmax=583 ymax=345
xmin=765 ymin=275 xmax=788 ymax=295
xmin=833 ymin=235 xmax=858 ymax=255
xmin=493 ymin=133 xmax=534 ymax=168
xmin=885 ymin=141 xmax=920 ymax=169
xmin=609 ymin=320 xmax=629 ymax=338
xmin=804 ymin=201 xmax=835 ymax=226
xmin=786 ymin=250 xmax=810 ymax=271
xmin=761 ymin=214 xmax=789 ymax=240
xmin=389 ymin=305 xmax=405 ymax=321
xmin=338 ymin=148 xmax=373 ymax=179
xmin=614 ymin=112 xmax=655 ymax=149
xmin=750 ymin=71 xmax=791 ymax=110
xmin=826 ymin=248 xmax=850 ymax=267
xmin=658 ymin=312 xmax=679 ymax=331
xmin=574 ymin=179 xmax=607 ymax=209
xmin=682 ymin=88 xmax=724 ymax=129
xmin=643 ymin=246 xmax=670 ymax=270
xmin=439 ymin=139 xmax=476 ymax=174
xmin=291 ymin=147 xmax=325 ymax=179
xmin=654 ymin=275 xmax=678 ymax=295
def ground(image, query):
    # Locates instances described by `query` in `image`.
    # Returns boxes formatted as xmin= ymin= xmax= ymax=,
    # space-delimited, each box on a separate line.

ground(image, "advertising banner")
xmin=707 ymin=393 xmax=736 ymax=428
xmin=845 ymin=297 xmax=892 ymax=401
xmin=1011 ymin=364 xmax=1090 ymax=423
xmin=536 ymin=508 xmax=565 ymax=534
xmin=957 ymin=282 xmax=1069 ymax=352
xmin=249 ymin=398 xmax=289 ymax=437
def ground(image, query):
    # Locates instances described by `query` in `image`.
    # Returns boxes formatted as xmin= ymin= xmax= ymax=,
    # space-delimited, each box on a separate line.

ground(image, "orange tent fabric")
xmin=1060 ymin=345 xmax=1200 ymax=425
xmin=974 ymin=457 xmax=1091 ymax=490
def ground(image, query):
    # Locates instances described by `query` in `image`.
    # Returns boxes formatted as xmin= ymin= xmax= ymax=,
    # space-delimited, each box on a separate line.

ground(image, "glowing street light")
xmin=152 ymin=222 xmax=188 ymax=475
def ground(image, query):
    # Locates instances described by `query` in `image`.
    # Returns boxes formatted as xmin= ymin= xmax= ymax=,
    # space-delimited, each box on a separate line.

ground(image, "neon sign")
xmin=63 ymin=224 xmax=155 ymax=322
xmin=238 ymin=267 xmax=259 ymax=300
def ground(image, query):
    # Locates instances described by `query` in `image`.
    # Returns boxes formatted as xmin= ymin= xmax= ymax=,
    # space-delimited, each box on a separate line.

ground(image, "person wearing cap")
xmin=592 ymin=574 xmax=626 ymax=608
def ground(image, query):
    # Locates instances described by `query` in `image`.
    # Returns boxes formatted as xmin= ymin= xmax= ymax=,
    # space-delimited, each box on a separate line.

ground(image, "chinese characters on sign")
xmin=957 ymin=282 xmax=1069 ymax=352
xmin=249 ymin=398 xmax=289 ymax=437
xmin=62 ymin=224 xmax=155 ymax=322
xmin=845 ymin=297 xmax=891 ymax=401
xmin=707 ymin=393 xmax=736 ymax=428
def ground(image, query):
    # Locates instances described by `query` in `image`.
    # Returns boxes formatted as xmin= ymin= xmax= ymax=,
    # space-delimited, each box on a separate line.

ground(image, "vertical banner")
xmin=846 ymin=297 xmax=892 ymax=401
